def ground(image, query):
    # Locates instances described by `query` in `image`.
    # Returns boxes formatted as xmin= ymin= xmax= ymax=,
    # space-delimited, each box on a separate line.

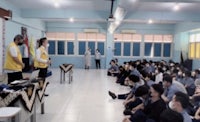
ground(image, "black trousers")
xmin=95 ymin=59 xmax=101 ymax=69
xmin=118 ymin=93 xmax=130 ymax=99
xmin=38 ymin=68 xmax=48 ymax=81
xmin=7 ymin=72 xmax=23 ymax=84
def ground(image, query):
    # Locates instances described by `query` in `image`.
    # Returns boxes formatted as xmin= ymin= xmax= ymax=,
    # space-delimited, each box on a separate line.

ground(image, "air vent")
xmin=84 ymin=29 xmax=99 ymax=33
xmin=121 ymin=30 xmax=136 ymax=34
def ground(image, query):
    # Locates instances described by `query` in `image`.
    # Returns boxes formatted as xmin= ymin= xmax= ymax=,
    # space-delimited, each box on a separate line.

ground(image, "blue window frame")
xmin=163 ymin=43 xmax=171 ymax=57
xmin=145 ymin=43 xmax=153 ymax=56
xmin=57 ymin=41 xmax=65 ymax=55
xmin=133 ymin=43 xmax=140 ymax=56
xmin=48 ymin=41 xmax=55 ymax=55
xmin=114 ymin=42 xmax=121 ymax=56
xmin=123 ymin=42 xmax=131 ymax=56
xmin=88 ymin=41 xmax=95 ymax=55
xmin=97 ymin=42 xmax=104 ymax=55
xmin=79 ymin=41 xmax=86 ymax=55
xmin=67 ymin=42 xmax=74 ymax=55
xmin=154 ymin=43 xmax=162 ymax=57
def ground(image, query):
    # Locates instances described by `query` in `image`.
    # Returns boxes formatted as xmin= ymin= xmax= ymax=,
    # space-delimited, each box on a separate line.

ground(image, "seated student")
xmin=116 ymin=62 xmax=131 ymax=85
xmin=181 ymin=71 xmax=195 ymax=96
xmin=155 ymin=67 xmax=163 ymax=84
xmin=160 ymin=109 xmax=183 ymax=122
xmin=143 ymin=73 xmax=155 ymax=88
xmin=123 ymin=84 xmax=166 ymax=122
xmin=108 ymin=74 xmax=144 ymax=103
xmin=130 ymin=62 xmax=142 ymax=78
xmin=162 ymin=74 xmax=183 ymax=103
xmin=124 ymin=85 xmax=149 ymax=115
xmin=169 ymin=92 xmax=192 ymax=122
xmin=107 ymin=59 xmax=119 ymax=77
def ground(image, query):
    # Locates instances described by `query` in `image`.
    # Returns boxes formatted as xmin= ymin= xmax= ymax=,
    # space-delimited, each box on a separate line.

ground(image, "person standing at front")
xmin=34 ymin=37 xmax=50 ymax=81
xmin=84 ymin=48 xmax=91 ymax=69
xmin=95 ymin=49 xmax=101 ymax=69
xmin=4 ymin=34 xmax=25 ymax=84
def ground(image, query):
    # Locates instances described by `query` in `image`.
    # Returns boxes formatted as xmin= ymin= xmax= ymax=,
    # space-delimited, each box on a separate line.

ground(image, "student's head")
xmin=127 ymin=74 xmax=140 ymax=86
xmin=144 ymin=73 xmax=151 ymax=81
xmin=96 ymin=49 xmax=99 ymax=52
xmin=110 ymin=60 xmax=115 ymax=65
xmin=170 ymin=92 xmax=189 ymax=112
xmin=163 ymin=75 xmax=172 ymax=88
xmin=150 ymin=84 xmax=164 ymax=98
xmin=160 ymin=109 xmax=183 ymax=122
xmin=39 ymin=37 xmax=48 ymax=48
xmin=135 ymin=85 xmax=149 ymax=98
xmin=14 ymin=34 xmax=24 ymax=46
xmin=184 ymin=71 xmax=191 ymax=77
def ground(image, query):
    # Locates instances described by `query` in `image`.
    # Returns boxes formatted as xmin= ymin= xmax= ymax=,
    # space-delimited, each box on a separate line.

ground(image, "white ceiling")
xmin=7 ymin=0 xmax=200 ymax=24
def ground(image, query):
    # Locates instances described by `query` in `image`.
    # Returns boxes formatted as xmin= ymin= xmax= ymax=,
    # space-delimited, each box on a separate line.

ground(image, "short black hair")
xmin=128 ymin=74 xmax=140 ymax=83
xmin=163 ymin=75 xmax=172 ymax=84
xmin=135 ymin=85 xmax=149 ymax=97
xmin=39 ymin=37 xmax=47 ymax=47
xmin=160 ymin=109 xmax=183 ymax=122
xmin=174 ymin=92 xmax=189 ymax=109
xmin=14 ymin=34 xmax=23 ymax=41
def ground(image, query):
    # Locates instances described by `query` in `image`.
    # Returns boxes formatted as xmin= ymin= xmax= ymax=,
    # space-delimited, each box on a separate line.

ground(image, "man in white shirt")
xmin=4 ymin=34 xmax=25 ymax=84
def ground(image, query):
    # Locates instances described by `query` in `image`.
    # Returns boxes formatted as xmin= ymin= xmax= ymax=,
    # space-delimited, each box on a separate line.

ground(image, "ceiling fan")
xmin=107 ymin=0 xmax=115 ymax=22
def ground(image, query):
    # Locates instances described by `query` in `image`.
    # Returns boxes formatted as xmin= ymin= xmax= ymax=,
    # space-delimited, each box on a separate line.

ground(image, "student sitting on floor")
xmin=108 ymin=74 xmax=144 ymax=104
xmin=107 ymin=59 xmax=119 ymax=77
xmin=123 ymin=85 xmax=149 ymax=116
xmin=123 ymin=84 xmax=166 ymax=122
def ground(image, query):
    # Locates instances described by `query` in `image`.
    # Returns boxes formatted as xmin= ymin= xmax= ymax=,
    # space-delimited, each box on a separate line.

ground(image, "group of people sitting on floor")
xmin=107 ymin=59 xmax=200 ymax=122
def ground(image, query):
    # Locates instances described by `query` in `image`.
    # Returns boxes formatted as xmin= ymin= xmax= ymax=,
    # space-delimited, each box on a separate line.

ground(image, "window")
xmin=114 ymin=42 xmax=121 ymax=56
xmin=48 ymin=41 xmax=56 ymax=55
xmin=144 ymin=35 xmax=173 ymax=57
xmin=77 ymin=33 xmax=105 ymax=56
xmin=163 ymin=43 xmax=171 ymax=57
xmin=88 ymin=41 xmax=95 ymax=55
xmin=97 ymin=42 xmax=104 ymax=55
xmin=67 ymin=42 xmax=74 ymax=55
xmin=189 ymin=33 xmax=200 ymax=59
xmin=133 ymin=43 xmax=140 ymax=56
xmin=79 ymin=41 xmax=86 ymax=55
xmin=123 ymin=42 xmax=131 ymax=56
xmin=57 ymin=41 xmax=65 ymax=55
xmin=154 ymin=43 xmax=162 ymax=57
xmin=145 ymin=43 xmax=153 ymax=56
xmin=114 ymin=34 xmax=142 ymax=57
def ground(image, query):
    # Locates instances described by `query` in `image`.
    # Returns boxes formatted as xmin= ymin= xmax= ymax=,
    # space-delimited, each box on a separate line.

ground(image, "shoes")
xmin=108 ymin=91 xmax=117 ymax=99
xmin=44 ymin=94 xmax=49 ymax=97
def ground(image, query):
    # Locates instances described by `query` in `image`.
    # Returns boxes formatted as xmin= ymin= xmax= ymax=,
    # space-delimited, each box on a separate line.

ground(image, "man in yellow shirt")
xmin=34 ymin=37 xmax=50 ymax=81
xmin=4 ymin=34 xmax=25 ymax=84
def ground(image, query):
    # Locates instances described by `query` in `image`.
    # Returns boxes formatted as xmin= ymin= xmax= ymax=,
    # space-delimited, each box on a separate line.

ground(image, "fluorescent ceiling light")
xmin=173 ymin=4 xmax=180 ymax=11
xmin=115 ymin=20 xmax=120 ymax=25
xmin=54 ymin=2 xmax=60 ymax=8
xmin=69 ymin=18 xmax=74 ymax=22
xmin=148 ymin=19 xmax=153 ymax=24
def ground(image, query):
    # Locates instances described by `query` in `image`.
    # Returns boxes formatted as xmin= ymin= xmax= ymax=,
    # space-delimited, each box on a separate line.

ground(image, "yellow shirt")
xmin=4 ymin=42 xmax=22 ymax=71
xmin=34 ymin=46 xmax=49 ymax=68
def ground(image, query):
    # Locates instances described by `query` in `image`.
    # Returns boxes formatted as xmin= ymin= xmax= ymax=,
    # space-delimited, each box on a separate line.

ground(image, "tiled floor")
xmin=36 ymin=68 xmax=130 ymax=122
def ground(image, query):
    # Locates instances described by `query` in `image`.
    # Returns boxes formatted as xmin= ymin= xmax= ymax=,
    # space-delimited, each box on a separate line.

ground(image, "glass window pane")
xmin=67 ymin=42 xmax=74 ymax=55
xmin=57 ymin=41 xmax=65 ymax=55
xmin=88 ymin=41 xmax=95 ymax=55
xmin=154 ymin=43 xmax=161 ymax=57
xmin=123 ymin=42 xmax=131 ymax=56
xmin=196 ymin=43 xmax=200 ymax=58
xmin=48 ymin=41 xmax=55 ymax=55
xmin=190 ymin=34 xmax=196 ymax=42
xmin=79 ymin=41 xmax=86 ymax=55
xmin=196 ymin=34 xmax=200 ymax=42
xmin=145 ymin=43 xmax=153 ymax=56
xmin=97 ymin=42 xmax=104 ymax=55
xmin=189 ymin=43 xmax=195 ymax=58
xmin=114 ymin=42 xmax=121 ymax=56
xmin=133 ymin=43 xmax=140 ymax=56
xmin=163 ymin=43 xmax=171 ymax=57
